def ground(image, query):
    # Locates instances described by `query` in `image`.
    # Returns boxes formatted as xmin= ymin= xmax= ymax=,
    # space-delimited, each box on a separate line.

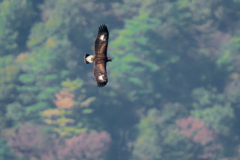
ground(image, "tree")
xmin=133 ymin=103 xmax=223 ymax=160
xmin=2 ymin=0 xmax=240 ymax=159
xmin=9 ymin=123 xmax=56 ymax=160
xmin=57 ymin=131 xmax=111 ymax=160
xmin=0 ymin=137 xmax=15 ymax=160
xmin=0 ymin=0 xmax=40 ymax=56
xmin=40 ymin=88 xmax=95 ymax=137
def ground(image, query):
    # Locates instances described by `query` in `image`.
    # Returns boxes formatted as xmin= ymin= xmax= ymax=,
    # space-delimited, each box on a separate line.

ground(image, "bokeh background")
xmin=0 ymin=0 xmax=240 ymax=159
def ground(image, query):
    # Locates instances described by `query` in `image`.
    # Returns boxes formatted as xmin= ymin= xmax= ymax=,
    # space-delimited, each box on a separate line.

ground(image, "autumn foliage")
xmin=57 ymin=131 xmax=111 ymax=160
xmin=1 ymin=0 xmax=240 ymax=159
xmin=176 ymin=116 xmax=221 ymax=159
xmin=53 ymin=89 xmax=76 ymax=109
xmin=9 ymin=123 xmax=56 ymax=160
xmin=9 ymin=123 xmax=111 ymax=160
xmin=176 ymin=116 xmax=214 ymax=145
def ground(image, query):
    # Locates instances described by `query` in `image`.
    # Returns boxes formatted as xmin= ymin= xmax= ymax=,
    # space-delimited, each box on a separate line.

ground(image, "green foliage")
xmin=0 ymin=138 xmax=14 ymax=160
xmin=217 ymin=32 xmax=240 ymax=72
xmin=0 ymin=0 xmax=240 ymax=159
xmin=133 ymin=110 xmax=161 ymax=160
xmin=191 ymin=88 xmax=234 ymax=134
xmin=6 ymin=103 xmax=24 ymax=122
xmin=0 ymin=0 xmax=38 ymax=55
xmin=61 ymin=78 xmax=83 ymax=91
xmin=109 ymin=1 xmax=182 ymax=108
xmin=0 ymin=56 xmax=19 ymax=100
xmin=0 ymin=0 xmax=18 ymax=55
xmin=133 ymin=104 xmax=197 ymax=160
xmin=40 ymin=89 xmax=96 ymax=138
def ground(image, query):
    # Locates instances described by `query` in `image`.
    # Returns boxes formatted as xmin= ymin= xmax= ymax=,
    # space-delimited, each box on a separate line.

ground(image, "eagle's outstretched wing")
xmin=94 ymin=24 xmax=109 ymax=56
xmin=93 ymin=24 xmax=109 ymax=87
xmin=93 ymin=59 xmax=108 ymax=87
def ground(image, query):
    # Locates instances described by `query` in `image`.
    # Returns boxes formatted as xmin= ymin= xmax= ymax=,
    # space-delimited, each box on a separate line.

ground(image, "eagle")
xmin=84 ymin=24 xmax=112 ymax=87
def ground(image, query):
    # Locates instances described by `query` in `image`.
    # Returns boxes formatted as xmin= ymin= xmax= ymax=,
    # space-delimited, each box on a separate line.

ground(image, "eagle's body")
xmin=84 ymin=25 xmax=111 ymax=87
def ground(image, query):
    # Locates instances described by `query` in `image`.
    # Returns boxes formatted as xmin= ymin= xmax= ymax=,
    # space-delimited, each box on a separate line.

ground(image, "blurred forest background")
xmin=1 ymin=0 xmax=240 ymax=159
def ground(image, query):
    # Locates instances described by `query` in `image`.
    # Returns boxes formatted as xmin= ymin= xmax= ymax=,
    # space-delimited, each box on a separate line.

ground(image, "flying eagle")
xmin=84 ymin=24 xmax=112 ymax=87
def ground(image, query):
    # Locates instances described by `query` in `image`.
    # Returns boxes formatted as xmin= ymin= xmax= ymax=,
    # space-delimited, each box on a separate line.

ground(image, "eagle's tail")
xmin=84 ymin=54 xmax=95 ymax=64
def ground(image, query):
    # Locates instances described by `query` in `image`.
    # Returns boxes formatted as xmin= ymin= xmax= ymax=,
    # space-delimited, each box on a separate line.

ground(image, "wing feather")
xmin=93 ymin=59 xmax=108 ymax=87
xmin=94 ymin=24 xmax=109 ymax=56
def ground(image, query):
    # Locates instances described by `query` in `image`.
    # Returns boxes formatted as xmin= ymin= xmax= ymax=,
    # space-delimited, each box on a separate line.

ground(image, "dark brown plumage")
xmin=84 ymin=24 xmax=112 ymax=87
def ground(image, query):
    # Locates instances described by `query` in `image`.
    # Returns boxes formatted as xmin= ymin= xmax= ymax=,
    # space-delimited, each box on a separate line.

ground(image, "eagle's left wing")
xmin=94 ymin=24 xmax=109 ymax=56
xmin=93 ymin=60 xmax=108 ymax=87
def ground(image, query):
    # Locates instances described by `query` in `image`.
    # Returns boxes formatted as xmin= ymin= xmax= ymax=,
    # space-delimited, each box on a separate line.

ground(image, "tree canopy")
xmin=0 ymin=0 xmax=240 ymax=159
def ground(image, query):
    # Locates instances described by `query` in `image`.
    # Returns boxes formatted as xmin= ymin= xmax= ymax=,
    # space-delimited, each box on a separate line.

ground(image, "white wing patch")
xmin=98 ymin=75 xmax=104 ymax=81
xmin=98 ymin=75 xmax=107 ymax=81
xmin=99 ymin=35 xmax=105 ymax=41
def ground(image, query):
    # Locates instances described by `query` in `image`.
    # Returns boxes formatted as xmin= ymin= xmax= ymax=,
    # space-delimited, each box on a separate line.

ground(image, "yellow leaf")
xmin=232 ymin=37 xmax=240 ymax=42
xmin=81 ymin=97 xmax=96 ymax=107
xmin=40 ymin=109 xmax=60 ymax=118
xmin=57 ymin=117 xmax=75 ymax=126
xmin=46 ymin=38 xmax=56 ymax=47
xmin=16 ymin=52 xmax=29 ymax=63
xmin=45 ymin=119 xmax=58 ymax=125
xmin=61 ymin=78 xmax=83 ymax=91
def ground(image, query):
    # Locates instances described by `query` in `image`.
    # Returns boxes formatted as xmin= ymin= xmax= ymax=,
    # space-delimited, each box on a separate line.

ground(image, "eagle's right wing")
xmin=94 ymin=24 xmax=109 ymax=56
xmin=93 ymin=60 xmax=108 ymax=87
